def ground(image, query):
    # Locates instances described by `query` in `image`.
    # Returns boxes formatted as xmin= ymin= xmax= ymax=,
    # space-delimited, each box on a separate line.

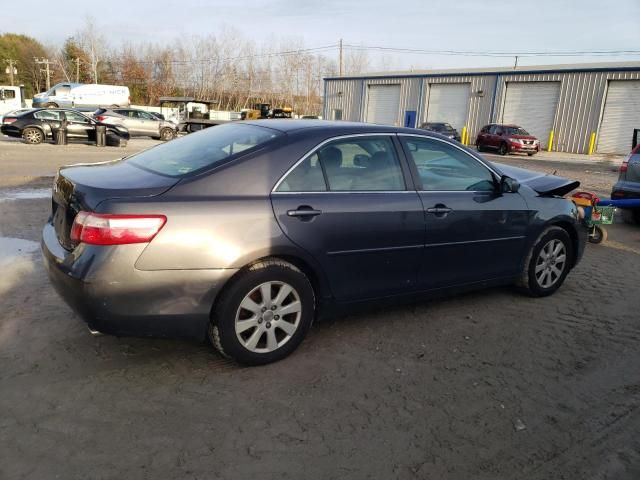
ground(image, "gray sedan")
xmin=42 ymin=121 xmax=587 ymax=365
xmin=94 ymin=108 xmax=176 ymax=140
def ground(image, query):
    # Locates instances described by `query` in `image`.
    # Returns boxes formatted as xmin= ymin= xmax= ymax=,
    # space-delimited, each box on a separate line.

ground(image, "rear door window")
xmin=35 ymin=110 xmax=63 ymax=120
xmin=276 ymin=136 xmax=406 ymax=192
xmin=126 ymin=123 xmax=281 ymax=177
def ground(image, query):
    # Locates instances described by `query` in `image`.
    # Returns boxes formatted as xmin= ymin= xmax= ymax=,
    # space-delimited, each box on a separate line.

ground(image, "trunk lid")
xmin=491 ymin=162 xmax=580 ymax=197
xmin=52 ymin=159 xmax=178 ymax=250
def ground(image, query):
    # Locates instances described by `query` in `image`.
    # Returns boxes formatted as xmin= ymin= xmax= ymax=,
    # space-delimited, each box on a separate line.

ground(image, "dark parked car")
xmin=42 ymin=121 xmax=586 ymax=365
xmin=1 ymin=108 xmax=129 ymax=145
xmin=612 ymin=143 xmax=640 ymax=224
xmin=419 ymin=122 xmax=461 ymax=142
xmin=93 ymin=108 xmax=177 ymax=141
xmin=476 ymin=124 xmax=540 ymax=156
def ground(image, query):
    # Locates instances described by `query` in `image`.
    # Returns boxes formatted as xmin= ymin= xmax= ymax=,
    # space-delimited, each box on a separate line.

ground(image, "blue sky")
xmin=2 ymin=0 xmax=639 ymax=71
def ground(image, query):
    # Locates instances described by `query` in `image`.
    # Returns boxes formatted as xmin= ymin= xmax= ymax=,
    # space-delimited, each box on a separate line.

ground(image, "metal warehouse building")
xmin=323 ymin=61 xmax=640 ymax=155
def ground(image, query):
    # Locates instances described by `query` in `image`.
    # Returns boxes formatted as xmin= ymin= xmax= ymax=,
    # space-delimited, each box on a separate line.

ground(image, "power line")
xmin=342 ymin=44 xmax=640 ymax=58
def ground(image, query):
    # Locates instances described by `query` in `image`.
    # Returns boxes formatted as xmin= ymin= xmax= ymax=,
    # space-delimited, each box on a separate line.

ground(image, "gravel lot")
xmin=1 ymin=136 xmax=639 ymax=479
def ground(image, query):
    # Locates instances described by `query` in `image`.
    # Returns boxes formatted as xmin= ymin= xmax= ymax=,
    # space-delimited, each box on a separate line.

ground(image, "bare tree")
xmin=76 ymin=17 xmax=106 ymax=83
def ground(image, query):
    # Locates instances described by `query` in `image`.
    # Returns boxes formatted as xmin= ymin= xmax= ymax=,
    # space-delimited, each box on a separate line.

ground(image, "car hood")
xmin=491 ymin=162 xmax=580 ymax=196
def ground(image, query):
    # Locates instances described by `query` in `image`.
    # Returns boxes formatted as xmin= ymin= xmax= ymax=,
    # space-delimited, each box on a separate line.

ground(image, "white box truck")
xmin=32 ymin=83 xmax=130 ymax=108
xmin=0 ymin=85 xmax=25 ymax=116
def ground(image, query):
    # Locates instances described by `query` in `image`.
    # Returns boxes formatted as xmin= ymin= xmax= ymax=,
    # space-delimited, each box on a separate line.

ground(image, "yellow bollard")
xmin=547 ymin=130 xmax=554 ymax=152
xmin=588 ymin=132 xmax=596 ymax=155
xmin=461 ymin=126 xmax=468 ymax=145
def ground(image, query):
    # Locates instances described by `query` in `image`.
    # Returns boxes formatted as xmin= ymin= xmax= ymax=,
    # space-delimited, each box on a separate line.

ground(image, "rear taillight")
xmin=620 ymin=158 xmax=629 ymax=173
xmin=95 ymin=115 xmax=107 ymax=122
xmin=3 ymin=117 xmax=17 ymax=124
xmin=70 ymin=212 xmax=166 ymax=246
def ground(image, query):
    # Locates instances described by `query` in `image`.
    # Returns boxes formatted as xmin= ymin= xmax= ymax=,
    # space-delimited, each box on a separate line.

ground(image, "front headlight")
xmin=509 ymin=138 xmax=523 ymax=144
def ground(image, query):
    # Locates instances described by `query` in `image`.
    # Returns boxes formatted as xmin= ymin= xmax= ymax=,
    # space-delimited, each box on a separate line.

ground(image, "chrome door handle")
xmin=426 ymin=207 xmax=452 ymax=214
xmin=287 ymin=208 xmax=322 ymax=217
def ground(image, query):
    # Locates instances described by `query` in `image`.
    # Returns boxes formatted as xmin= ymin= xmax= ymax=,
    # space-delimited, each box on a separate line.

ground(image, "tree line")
xmin=0 ymin=23 xmax=370 ymax=115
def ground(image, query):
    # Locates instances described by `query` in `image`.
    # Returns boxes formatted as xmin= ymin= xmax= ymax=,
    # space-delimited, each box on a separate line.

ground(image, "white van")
xmin=0 ymin=86 xmax=24 ymax=116
xmin=32 ymin=83 xmax=130 ymax=109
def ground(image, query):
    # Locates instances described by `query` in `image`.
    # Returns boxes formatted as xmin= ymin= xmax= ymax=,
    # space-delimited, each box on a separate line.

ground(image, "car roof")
xmin=486 ymin=123 xmax=522 ymax=128
xmin=242 ymin=119 xmax=427 ymax=135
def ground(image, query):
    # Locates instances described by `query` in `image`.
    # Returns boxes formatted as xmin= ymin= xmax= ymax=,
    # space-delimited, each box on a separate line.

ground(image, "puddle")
xmin=0 ymin=237 xmax=40 ymax=296
xmin=0 ymin=188 xmax=51 ymax=201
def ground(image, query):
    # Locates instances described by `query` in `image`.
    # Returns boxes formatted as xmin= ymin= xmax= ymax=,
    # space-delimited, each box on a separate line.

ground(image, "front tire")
xmin=45 ymin=102 xmax=58 ymax=108
xmin=160 ymin=127 xmax=175 ymax=141
xmin=22 ymin=127 xmax=44 ymax=144
xmin=516 ymin=226 xmax=573 ymax=297
xmin=498 ymin=142 xmax=509 ymax=155
xmin=209 ymin=259 xmax=315 ymax=365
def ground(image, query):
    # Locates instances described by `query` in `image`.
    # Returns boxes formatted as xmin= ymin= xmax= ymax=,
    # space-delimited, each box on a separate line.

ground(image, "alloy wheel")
xmin=24 ymin=129 xmax=42 ymax=144
xmin=235 ymin=281 xmax=302 ymax=353
xmin=534 ymin=239 xmax=567 ymax=288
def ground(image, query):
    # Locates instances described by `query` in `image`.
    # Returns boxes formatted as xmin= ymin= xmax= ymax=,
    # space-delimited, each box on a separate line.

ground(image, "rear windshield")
xmin=505 ymin=127 xmax=529 ymax=135
xmin=126 ymin=123 xmax=281 ymax=177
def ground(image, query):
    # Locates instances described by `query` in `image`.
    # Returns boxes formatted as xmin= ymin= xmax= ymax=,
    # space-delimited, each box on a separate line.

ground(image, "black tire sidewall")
xmin=214 ymin=262 xmax=314 ymax=365
xmin=499 ymin=143 xmax=508 ymax=155
xmin=526 ymin=227 xmax=573 ymax=297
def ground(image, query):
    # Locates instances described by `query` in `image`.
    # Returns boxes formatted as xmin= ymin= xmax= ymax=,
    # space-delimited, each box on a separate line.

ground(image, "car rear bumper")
xmin=41 ymin=222 xmax=237 ymax=340
xmin=611 ymin=181 xmax=640 ymax=202
xmin=1 ymin=124 xmax=21 ymax=137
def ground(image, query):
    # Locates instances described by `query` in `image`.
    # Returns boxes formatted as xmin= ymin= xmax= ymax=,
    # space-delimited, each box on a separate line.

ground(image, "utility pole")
xmin=4 ymin=59 xmax=18 ymax=85
xmin=34 ymin=57 xmax=55 ymax=91
xmin=339 ymin=38 xmax=343 ymax=77
xmin=514 ymin=55 xmax=519 ymax=70
xmin=74 ymin=57 xmax=81 ymax=83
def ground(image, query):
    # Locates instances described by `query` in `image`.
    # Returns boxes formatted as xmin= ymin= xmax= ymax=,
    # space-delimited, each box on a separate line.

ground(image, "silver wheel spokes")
xmin=25 ymin=130 xmax=40 ymax=143
xmin=235 ymin=281 xmax=301 ymax=353
xmin=535 ymin=239 xmax=567 ymax=289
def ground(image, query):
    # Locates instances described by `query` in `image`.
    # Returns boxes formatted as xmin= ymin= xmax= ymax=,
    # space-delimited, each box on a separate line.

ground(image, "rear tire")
xmin=476 ymin=142 xmax=484 ymax=152
xmin=621 ymin=209 xmax=640 ymax=225
xmin=516 ymin=226 xmax=573 ymax=297
xmin=209 ymin=258 xmax=315 ymax=365
xmin=45 ymin=103 xmax=58 ymax=108
xmin=22 ymin=127 xmax=44 ymax=144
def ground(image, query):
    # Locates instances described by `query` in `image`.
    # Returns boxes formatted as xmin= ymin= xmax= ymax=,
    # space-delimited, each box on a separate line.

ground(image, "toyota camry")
xmin=42 ymin=120 xmax=587 ymax=365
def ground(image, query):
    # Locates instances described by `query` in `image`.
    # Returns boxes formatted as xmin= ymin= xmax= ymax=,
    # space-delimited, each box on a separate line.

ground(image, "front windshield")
xmin=126 ymin=123 xmax=281 ymax=177
xmin=506 ymin=127 xmax=529 ymax=136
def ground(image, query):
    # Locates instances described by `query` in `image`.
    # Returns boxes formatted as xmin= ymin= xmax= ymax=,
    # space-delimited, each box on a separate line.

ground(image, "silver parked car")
xmin=94 ymin=108 xmax=176 ymax=141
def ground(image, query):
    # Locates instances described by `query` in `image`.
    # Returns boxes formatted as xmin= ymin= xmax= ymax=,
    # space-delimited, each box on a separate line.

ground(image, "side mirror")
xmin=500 ymin=175 xmax=520 ymax=193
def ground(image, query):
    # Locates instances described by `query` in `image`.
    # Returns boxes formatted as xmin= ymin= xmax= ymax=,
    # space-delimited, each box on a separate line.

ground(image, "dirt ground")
xmin=1 ymin=137 xmax=639 ymax=480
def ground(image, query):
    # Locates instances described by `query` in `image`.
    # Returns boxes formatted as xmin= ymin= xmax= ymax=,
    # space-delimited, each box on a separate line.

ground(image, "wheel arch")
xmin=207 ymin=251 xmax=333 ymax=323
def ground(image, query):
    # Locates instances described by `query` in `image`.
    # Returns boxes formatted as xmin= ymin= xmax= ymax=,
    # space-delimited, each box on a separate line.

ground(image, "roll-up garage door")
xmin=502 ymin=82 xmax=560 ymax=149
xmin=597 ymin=80 xmax=640 ymax=154
xmin=426 ymin=83 xmax=470 ymax=132
xmin=365 ymin=84 xmax=401 ymax=126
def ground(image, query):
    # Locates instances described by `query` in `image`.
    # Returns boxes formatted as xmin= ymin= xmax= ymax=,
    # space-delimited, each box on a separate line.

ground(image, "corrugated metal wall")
xmin=324 ymin=78 xmax=363 ymax=121
xmin=325 ymin=68 xmax=640 ymax=154
xmin=421 ymin=75 xmax=496 ymax=141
